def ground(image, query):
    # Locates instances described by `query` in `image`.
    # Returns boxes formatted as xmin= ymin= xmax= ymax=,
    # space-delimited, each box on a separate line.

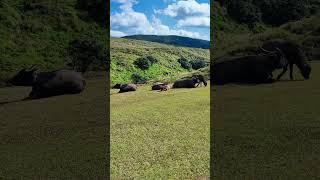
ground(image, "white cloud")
xmin=156 ymin=0 xmax=209 ymax=18
xmin=155 ymin=0 xmax=210 ymax=27
xmin=151 ymin=16 xmax=204 ymax=39
xmin=111 ymin=0 xmax=137 ymax=11
xmin=110 ymin=30 xmax=127 ymax=37
xmin=110 ymin=0 xmax=209 ymax=40
xmin=111 ymin=11 xmax=153 ymax=34
xmin=177 ymin=16 xmax=210 ymax=27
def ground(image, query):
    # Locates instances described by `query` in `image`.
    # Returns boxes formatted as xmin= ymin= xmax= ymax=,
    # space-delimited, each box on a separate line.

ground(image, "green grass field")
xmin=0 ymin=77 xmax=107 ymax=179
xmin=213 ymin=62 xmax=320 ymax=179
xmin=110 ymin=84 xmax=210 ymax=179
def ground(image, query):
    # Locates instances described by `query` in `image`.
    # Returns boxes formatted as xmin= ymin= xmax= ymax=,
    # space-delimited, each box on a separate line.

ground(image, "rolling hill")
xmin=110 ymin=37 xmax=210 ymax=84
xmin=211 ymin=1 xmax=320 ymax=61
xmin=0 ymin=0 xmax=108 ymax=86
xmin=122 ymin=35 xmax=210 ymax=49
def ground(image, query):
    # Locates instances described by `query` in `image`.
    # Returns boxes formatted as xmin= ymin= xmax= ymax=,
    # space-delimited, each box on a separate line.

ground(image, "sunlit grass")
xmin=111 ymin=83 xmax=210 ymax=179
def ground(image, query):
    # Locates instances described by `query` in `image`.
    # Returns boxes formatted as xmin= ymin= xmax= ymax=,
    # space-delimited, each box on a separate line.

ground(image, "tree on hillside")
xmin=258 ymin=0 xmax=309 ymax=26
xmin=215 ymin=0 xmax=311 ymax=26
xmin=178 ymin=57 xmax=192 ymax=70
xmin=133 ymin=56 xmax=158 ymax=70
xmin=67 ymin=38 xmax=108 ymax=73
xmin=227 ymin=0 xmax=261 ymax=27
xmin=190 ymin=59 xmax=207 ymax=70
xmin=76 ymin=0 xmax=108 ymax=26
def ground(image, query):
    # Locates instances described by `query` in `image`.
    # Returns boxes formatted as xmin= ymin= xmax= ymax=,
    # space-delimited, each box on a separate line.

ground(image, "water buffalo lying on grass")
xmin=212 ymin=48 xmax=287 ymax=84
xmin=192 ymin=74 xmax=208 ymax=87
xmin=119 ymin=84 xmax=137 ymax=93
xmin=151 ymin=83 xmax=170 ymax=91
xmin=261 ymin=39 xmax=311 ymax=80
xmin=9 ymin=67 xmax=86 ymax=99
xmin=112 ymin=83 xmax=122 ymax=89
xmin=173 ymin=75 xmax=207 ymax=88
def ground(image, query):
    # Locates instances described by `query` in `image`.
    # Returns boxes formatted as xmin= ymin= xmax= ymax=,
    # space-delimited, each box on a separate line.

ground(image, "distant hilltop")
xmin=122 ymin=35 xmax=210 ymax=49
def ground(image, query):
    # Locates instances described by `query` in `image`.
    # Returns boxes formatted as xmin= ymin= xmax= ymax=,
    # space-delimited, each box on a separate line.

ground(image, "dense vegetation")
xmin=214 ymin=0 xmax=319 ymax=26
xmin=110 ymin=37 xmax=209 ymax=84
xmin=211 ymin=1 xmax=320 ymax=61
xmin=123 ymin=35 xmax=210 ymax=49
xmin=0 ymin=0 xmax=108 ymax=86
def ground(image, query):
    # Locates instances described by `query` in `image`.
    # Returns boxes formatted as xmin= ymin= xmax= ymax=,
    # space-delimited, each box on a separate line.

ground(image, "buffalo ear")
xmin=19 ymin=68 xmax=27 ymax=73
xmin=30 ymin=68 xmax=38 ymax=72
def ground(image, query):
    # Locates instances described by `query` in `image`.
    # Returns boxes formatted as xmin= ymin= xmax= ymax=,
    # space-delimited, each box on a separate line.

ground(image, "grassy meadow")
xmin=110 ymin=83 xmax=210 ymax=179
xmin=213 ymin=62 xmax=320 ymax=179
xmin=0 ymin=76 xmax=107 ymax=179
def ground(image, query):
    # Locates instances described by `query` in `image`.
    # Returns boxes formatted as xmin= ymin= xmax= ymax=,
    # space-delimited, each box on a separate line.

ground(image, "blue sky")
xmin=110 ymin=0 xmax=210 ymax=40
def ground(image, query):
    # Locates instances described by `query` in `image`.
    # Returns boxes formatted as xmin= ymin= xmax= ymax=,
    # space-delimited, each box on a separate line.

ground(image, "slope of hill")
xmin=110 ymin=37 xmax=210 ymax=84
xmin=211 ymin=0 xmax=320 ymax=61
xmin=0 ymin=0 xmax=108 ymax=85
xmin=122 ymin=35 xmax=210 ymax=49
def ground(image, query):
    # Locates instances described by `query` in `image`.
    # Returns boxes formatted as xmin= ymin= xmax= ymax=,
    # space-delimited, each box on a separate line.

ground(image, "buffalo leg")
xmin=276 ymin=65 xmax=288 ymax=80
xmin=27 ymin=91 xmax=38 ymax=99
xmin=289 ymin=64 xmax=294 ymax=80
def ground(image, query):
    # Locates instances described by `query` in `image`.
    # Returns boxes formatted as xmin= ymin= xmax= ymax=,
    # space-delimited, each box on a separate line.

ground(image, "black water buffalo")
xmin=173 ymin=75 xmax=207 ymax=88
xmin=9 ymin=67 xmax=86 ymax=99
xmin=212 ymin=49 xmax=287 ymax=84
xmin=192 ymin=74 xmax=208 ymax=87
xmin=261 ymin=39 xmax=311 ymax=80
xmin=112 ymin=83 xmax=122 ymax=89
xmin=151 ymin=82 xmax=170 ymax=91
xmin=119 ymin=84 xmax=137 ymax=93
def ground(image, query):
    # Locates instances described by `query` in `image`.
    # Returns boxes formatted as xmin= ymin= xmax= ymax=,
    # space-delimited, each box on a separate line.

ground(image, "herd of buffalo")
xmin=112 ymin=74 xmax=208 ymax=93
xmin=6 ymin=39 xmax=311 ymax=98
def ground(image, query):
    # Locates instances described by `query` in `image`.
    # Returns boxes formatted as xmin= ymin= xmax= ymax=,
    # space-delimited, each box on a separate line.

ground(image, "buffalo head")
xmin=9 ymin=66 xmax=38 ymax=86
xmin=300 ymin=64 xmax=311 ymax=79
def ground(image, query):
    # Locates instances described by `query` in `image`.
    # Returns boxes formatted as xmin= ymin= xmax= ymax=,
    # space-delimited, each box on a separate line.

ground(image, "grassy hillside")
xmin=111 ymin=83 xmax=210 ymax=179
xmin=123 ymin=35 xmax=210 ymax=49
xmin=110 ymin=37 xmax=210 ymax=84
xmin=0 ymin=0 xmax=108 ymax=85
xmin=211 ymin=13 xmax=320 ymax=61
xmin=211 ymin=0 xmax=320 ymax=60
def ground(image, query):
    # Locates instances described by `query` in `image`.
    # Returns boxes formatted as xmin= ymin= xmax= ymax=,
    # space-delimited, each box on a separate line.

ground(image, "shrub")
xmin=131 ymin=73 xmax=148 ymax=84
xmin=177 ymin=57 xmax=192 ymax=70
xmin=76 ymin=0 xmax=108 ymax=26
xmin=23 ymin=0 xmax=50 ymax=14
xmin=133 ymin=56 xmax=158 ymax=70
xmin=67 ymin=37 xmax=108 ymax=73
xmin=227 ymin=0 xmax=261 ymax=26
xmin=190 ymin=59 xmax=207 ymax=70
xmin=146 ymin=56 xmax=158 ymax=64
xmin=134 ymin=57 xmax=151 ymax=70
xmin=258 ymin=0 xmax=309 ymax=26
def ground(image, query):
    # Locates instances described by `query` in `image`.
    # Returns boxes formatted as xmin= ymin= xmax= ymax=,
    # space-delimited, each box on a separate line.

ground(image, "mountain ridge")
xmin=122 ymin=35 xmax=210 ymax=49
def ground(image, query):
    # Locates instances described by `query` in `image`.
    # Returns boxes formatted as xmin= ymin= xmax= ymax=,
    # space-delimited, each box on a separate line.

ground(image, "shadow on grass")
xmin=0 ymin=94 xmax=70 ymax=106
xmin=212 ymin=79 xmax=306 ymax=87
xmin=277 ymin=79 xmax=305 ymax=82
xmin=0 ymin=97 xmax=31 ymax=106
